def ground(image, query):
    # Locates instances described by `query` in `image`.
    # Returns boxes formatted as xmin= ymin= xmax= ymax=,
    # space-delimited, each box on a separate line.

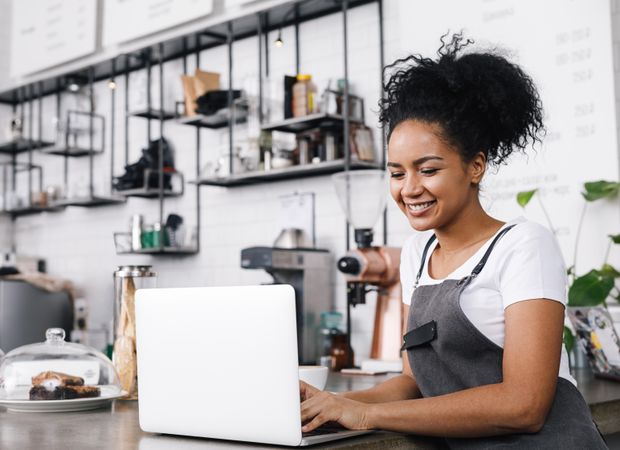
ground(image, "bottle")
xmin=316 ymin=311 xmax=352 ymax=371
xmin=131 ymin=214 xmax=143 ymax=251
xmin=292 ymin=74 xmax=317 ymax=117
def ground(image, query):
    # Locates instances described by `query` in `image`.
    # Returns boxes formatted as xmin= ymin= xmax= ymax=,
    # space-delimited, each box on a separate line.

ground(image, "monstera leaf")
xmin=568 ymin=269 xmax=615 ymax=307
xmin=600 ymin=264 xmax=620 ymax=278
xmin=516 ymin=189 xmax=537 ymax=207
xmin=610 ymin=234 xmax=620 ymax=244
xmin=582 ymin=181 xmax=620 ymax=201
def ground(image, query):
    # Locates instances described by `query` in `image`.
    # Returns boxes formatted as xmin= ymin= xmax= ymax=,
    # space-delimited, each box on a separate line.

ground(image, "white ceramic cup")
xmin=299 ymin=365 xmax=328 ymax=390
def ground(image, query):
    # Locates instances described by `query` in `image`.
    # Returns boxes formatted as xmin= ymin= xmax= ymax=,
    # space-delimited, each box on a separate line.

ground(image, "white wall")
xmin=0 ymin=0 xmax=619 ymax=363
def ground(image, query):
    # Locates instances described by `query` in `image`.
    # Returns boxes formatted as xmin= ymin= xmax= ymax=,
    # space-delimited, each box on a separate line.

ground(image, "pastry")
xmin=29 ymin=385 xmax=101 ymax=400
xmin=31 ymin=371 xmax=84 ymax=389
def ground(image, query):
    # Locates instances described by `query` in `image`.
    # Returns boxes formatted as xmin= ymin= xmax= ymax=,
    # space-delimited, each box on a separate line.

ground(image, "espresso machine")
xmin=240 ymin=246 xmax=332 ymax=364
xmin=332 ymin=170 xmax=402 ymax=367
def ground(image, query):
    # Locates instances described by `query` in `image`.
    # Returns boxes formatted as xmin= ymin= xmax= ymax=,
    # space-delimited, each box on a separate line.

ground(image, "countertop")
xmin=1 ymin=369 xmax=619 ymax=450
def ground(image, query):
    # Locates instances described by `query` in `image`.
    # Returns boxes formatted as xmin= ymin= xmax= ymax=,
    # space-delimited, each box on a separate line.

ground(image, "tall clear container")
xmin=113 ymin=265 xmax=156 ymax=399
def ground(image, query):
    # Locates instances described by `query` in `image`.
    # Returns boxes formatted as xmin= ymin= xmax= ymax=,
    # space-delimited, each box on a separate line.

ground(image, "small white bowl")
xmin=299 ymin=365 xmax=328 ymax=390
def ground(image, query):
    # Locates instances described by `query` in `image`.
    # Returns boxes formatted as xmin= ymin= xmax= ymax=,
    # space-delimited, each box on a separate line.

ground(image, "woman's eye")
xmin=389 ymin=171 xmax=404 ymax=179
xmin=420 ymin=168 xmax=438 ymax=175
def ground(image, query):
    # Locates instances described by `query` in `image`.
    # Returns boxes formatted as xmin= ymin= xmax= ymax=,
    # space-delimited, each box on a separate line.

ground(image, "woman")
xmin=300 ymin=34 xmax=607 ymax=448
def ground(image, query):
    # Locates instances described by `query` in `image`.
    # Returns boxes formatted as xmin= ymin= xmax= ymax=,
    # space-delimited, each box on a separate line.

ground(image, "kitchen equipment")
xmin=331 ymin=170 xmax=402 ymax=367
xmin=113 ymin=265 xmax=156 ymax=399
xmin=273 ymin=228 xmax=312 ymax=249
xmin=332 ymin=170 xmax=387 ymax=247
xmin=240 ymin=247 xmax=332 ymax=364
xmin=0 ymin=252 xmax=19 ymax=276
xmin=0 ymin=280 xmax=72 ymax=353
xmin=0 ymin=328 xmax=122 ymax=411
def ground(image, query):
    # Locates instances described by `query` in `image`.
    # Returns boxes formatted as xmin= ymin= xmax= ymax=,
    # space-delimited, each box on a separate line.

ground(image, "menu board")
xmin=397 ymin=0 xmax=619 ymax=270
xmin=103 ymin=0 xmax=214 ymax=46
xmin=10 ymin=0 xmax=97 ymax=77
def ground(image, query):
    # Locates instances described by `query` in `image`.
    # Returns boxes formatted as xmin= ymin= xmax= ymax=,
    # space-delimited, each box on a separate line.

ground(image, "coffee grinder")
xmin=332 ymin=170 xmax=402 ymax=368
xmin=240 ymin=246 xmax=332 ymax=365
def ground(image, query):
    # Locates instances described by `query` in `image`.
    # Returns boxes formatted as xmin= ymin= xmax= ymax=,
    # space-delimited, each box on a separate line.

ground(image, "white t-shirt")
xmin=400 ymin=217 xmax=575 ymax=385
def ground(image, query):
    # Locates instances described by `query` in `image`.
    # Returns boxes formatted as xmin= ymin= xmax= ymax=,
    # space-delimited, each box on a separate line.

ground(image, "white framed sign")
xmin=10 ymin=0 xmax=97 ymax=77
xmin=103 ymin=0 xmax=215 ymax=46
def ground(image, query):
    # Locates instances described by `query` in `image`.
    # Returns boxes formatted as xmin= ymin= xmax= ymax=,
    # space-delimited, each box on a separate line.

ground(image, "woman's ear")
xmin=470 ymin=152 xmax=487 ymax=185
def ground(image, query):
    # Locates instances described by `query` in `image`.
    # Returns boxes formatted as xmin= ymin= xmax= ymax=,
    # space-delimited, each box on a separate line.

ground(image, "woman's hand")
xmin=300 ymin=381 xmax=371 ymax=432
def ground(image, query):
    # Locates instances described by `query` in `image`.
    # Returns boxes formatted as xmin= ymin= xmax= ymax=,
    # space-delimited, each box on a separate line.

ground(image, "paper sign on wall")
xmin=103 ymin=0 xmax=214 ymax=46
xmin=10 ymin=0 xmax=97 ymax=77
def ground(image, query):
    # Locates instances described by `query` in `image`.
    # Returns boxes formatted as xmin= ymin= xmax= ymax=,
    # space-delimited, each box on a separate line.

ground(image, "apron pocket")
xmin=401 ymin=320 xmax=437 ymax=350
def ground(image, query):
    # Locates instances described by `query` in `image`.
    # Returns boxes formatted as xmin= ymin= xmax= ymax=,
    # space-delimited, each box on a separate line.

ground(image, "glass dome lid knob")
xmin=45 ymin=328 xmax=66 ymax=343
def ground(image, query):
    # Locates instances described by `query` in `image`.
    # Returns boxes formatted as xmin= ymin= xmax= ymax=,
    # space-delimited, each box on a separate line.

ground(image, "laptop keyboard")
xmin=302 ymin=422 xmax=347 ymax=437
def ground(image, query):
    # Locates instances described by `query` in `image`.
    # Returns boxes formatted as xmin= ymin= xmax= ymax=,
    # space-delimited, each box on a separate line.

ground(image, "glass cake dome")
xmin=0 ymin=328 xmax=122 ymax=401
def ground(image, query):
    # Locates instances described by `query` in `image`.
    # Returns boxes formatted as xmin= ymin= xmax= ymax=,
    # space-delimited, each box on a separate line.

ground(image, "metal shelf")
xmin=193 ymin=159 xmax=383 ymax=187
xmin=2 ymin=205 xmax=65 ymax=217
xmin=130 ymin=109 xmax=177 ymax=120
xmin=0 ymin=139 xmax=54 ymax=155
xmin=115 ymin=188 xmax=183 ymax=199
xmin=51 ymin=195 xmax=127 ymax=207
xmin=41 ymin=147 xmax=104 ymax=157
xmin=176 ymin=112 xmax=247 ymax=129
xmin=261 ymin=113 xmax=362 ymax=133
xmin=116 ymin=246 xmax=198 ymax=255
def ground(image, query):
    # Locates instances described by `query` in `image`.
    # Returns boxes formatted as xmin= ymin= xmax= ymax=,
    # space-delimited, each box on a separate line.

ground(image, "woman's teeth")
xmin=410 ymin=201 xmax=435 ymax=211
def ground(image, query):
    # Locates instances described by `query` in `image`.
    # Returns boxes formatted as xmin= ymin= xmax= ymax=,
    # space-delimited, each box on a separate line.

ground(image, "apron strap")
xmin=469 ymin=224 xmax=516 ymax=278
xmin=414 ymin=234 xmax=437 ymax=289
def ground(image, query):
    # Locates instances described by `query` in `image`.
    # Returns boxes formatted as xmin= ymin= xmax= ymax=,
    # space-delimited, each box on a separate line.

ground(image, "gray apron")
xmin=402 ymin=226 xmax=608 ymax=449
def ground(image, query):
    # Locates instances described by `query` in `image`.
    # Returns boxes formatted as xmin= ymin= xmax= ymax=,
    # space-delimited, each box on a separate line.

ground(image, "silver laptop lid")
xmin=135 ymin=285 xmax=303 ymax=446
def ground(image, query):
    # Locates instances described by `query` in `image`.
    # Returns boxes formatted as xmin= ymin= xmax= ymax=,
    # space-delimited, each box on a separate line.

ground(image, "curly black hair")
xmin=379 ymin=33 xmax=545 ymax=166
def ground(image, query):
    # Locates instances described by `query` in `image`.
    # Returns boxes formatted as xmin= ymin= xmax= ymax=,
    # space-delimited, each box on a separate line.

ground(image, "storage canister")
xmin=113 ymin=265 xmax=156 ymax=399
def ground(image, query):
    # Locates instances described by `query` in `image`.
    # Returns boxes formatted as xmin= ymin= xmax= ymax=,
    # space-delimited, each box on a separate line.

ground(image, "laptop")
xmin=135 ymin=284 xmax=372 ymax=446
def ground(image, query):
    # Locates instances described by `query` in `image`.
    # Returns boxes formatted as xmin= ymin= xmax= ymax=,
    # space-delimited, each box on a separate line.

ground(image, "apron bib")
xmin=402 ymin=226 xmax=607 ymax=449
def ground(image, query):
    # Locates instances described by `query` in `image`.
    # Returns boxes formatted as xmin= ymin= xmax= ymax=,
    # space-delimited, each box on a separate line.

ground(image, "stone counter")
xmin=1 ymin=369 xmax=618 ymax=450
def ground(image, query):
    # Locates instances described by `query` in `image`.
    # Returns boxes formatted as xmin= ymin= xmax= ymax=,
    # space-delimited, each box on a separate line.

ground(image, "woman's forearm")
xmin=366 ymin=382 xmax=543 ymax=437
xmin=340 ymin=374 xmax=421 ymax=403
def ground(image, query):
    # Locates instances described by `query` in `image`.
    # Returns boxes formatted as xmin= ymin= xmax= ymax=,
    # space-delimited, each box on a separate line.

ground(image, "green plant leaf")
xmin=600 ymin=264 xmax=620 ymax=278
xmin=610 ymin=234 xmax=620 ymax=244
xmin=516 ymin=189 xmax=537 ymax=207
xmin=582 ymin=180 xmax=620 ymax=201
xmin=564 ymin=326 xmax=575 ymax=354
xmin=568 ymin=270 xmax=615 ymax=306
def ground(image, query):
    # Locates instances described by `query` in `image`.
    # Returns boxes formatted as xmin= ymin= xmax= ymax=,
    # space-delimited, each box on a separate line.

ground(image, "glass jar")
xmin=0 ymin=328 xmax=122 ymax=402
xmin=292 ymin=74 xmax=317 ymax=117
xmin=113 ymin=265 xmax=156 ymax=399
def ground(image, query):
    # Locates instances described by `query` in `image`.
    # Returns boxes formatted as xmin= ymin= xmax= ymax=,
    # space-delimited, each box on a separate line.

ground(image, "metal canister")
xmin=113 ymin=265 xmax=156 ymax=399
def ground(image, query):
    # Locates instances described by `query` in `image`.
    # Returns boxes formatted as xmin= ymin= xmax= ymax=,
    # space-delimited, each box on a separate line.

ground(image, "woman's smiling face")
xmin=387 ymin=120 xmax=485 ymax=232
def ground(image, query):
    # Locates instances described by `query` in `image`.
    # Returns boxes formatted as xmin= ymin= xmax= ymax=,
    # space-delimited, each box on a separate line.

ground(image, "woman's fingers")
xmin=300 ymin=393 xmax=323 ymax=422
xmin=302 ymin=412 xmax=330 ymax=433
xmin=299 ymin=380 xmax=319 ymax=401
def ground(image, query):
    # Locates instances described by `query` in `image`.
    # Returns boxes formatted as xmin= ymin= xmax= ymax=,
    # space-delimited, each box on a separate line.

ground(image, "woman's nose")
xmin=401 ymin=174 xmax=423 ymax=197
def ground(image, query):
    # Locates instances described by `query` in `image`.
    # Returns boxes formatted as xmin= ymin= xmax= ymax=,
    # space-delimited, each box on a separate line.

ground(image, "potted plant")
xmin=517 ymin=180 xmax=620 ymax=353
